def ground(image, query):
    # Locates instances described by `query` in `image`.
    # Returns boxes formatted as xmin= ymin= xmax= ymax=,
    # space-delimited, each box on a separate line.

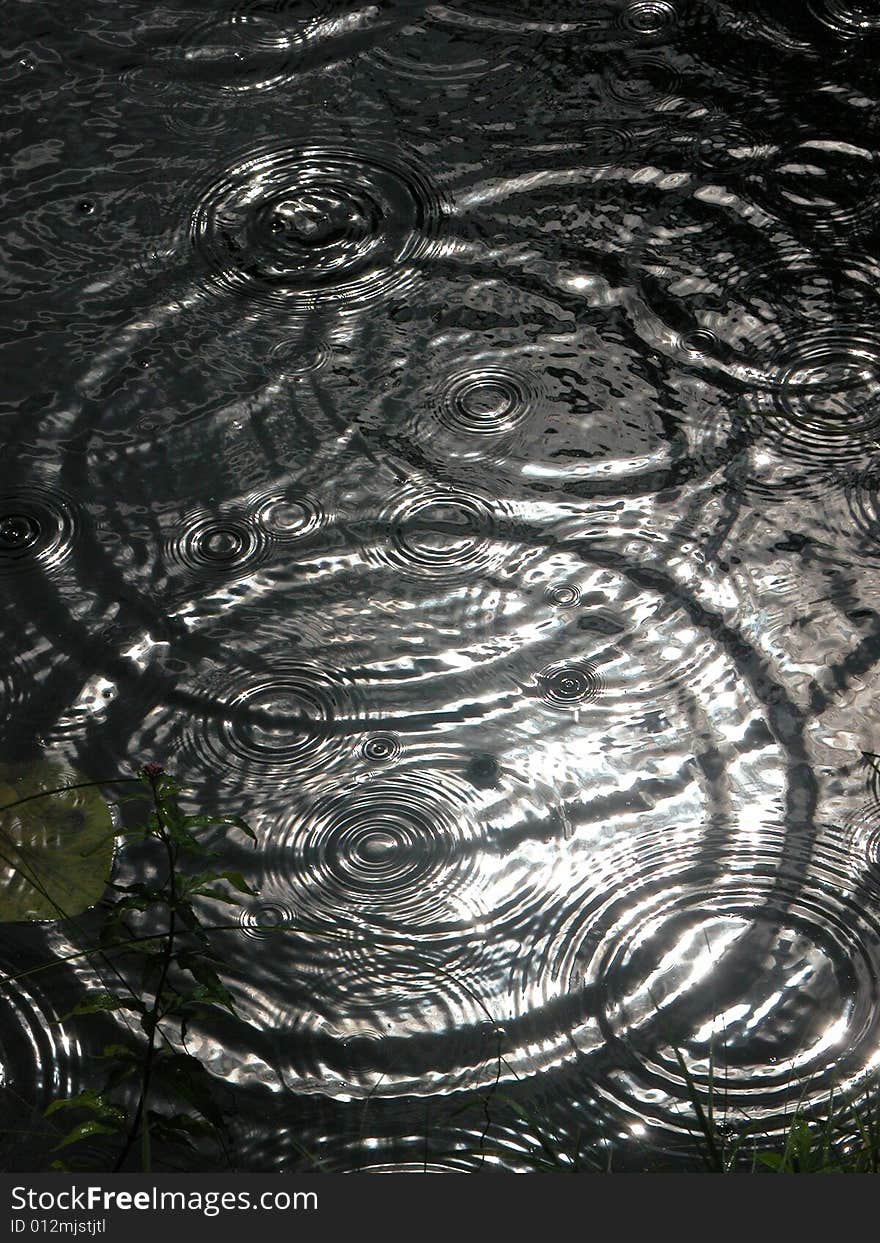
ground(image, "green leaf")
xmin=215 ymin=870 xmax=255 ymax=896
xmin=186 ymin=985 xmax=230 ymax=1009
xmin=793 ymin=1118 xmax=813 ymax=1166
xmin=181 ymin=815 xmax=256 ymax=843
xmin=99 ymin=1043 xmax=139 ymax=1061
xmin=179 ymin=957 xmax=235 ymax=1012
xmin=98 ymin=921 xmax=134 ymax=949
xmin=148 ymin=1111 xmax=215 ymax=1138
xmin=188 ymin=886 xmax=241 ymax=905
xmin=104 ymin=894 xmax=152 ymax=917
xmin=101 ymin=1060 xmax=138 ymax=1094
xmin=153 ymin=1053 xmax=226 ymax=1128
xmin=756 ymin=1152 xmax=784 ymax=1170
xmin=140 ymin=954 xmax=166 ymax=996
xmin=173 ymin=901 xmax=211 ymax=943
xmin=0 ymin=759 xmax=115 ymax=923
xmin=226 ymin=816 xmax=257 ymax=842
xmin=117 ymin=938 xmax=166 ymax=956
xmin=183 ymin=869 xmax=255 ymax=899
xmin=45 ymin=1091 xmax=116 ymax=1119
xmin=60 ymin=991 xmax=142 ymax=1020
xmin=144 ymin=773 xmax=181 ymax=799
xmin=172 ymin=835 xmax=208 ymax=858
xmin=53 ymin=1120 xmax=121 ymax=1150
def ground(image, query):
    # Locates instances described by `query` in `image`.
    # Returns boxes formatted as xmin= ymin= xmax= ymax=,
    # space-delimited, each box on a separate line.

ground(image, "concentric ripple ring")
xmin=189 ymin=141 xmax=451 ymax=314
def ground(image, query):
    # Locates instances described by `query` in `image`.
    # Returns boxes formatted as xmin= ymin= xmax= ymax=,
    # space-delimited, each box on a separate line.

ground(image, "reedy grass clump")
xmin=473 ymin=1060 xmax=880 ymax=1173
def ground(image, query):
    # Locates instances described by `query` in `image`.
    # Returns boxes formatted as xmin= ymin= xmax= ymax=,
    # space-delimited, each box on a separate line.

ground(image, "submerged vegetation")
xmin=1 ymin=763 xmax=879 ymax=1173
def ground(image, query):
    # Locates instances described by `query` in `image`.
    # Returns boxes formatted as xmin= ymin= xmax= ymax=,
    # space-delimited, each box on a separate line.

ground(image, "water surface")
xmin=3 ymin=0 xmax=880 ymax=1171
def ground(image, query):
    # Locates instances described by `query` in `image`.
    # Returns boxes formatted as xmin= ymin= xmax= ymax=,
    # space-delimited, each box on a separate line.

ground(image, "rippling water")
xmin=3 ymin=0 xmax=880 ymax=1172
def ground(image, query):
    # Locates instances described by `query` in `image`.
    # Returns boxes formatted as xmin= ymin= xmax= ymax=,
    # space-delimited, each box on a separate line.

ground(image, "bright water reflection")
xmin=3 ymin=0 xmax=880 ymax=1171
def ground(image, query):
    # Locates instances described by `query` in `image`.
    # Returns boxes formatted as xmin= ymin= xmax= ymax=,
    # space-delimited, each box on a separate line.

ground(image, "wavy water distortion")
xmin=3 ymin=0 xmax=880 ymax=1173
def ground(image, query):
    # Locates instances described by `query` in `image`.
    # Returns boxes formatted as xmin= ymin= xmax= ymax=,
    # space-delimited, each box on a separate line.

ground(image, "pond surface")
xmin=3 ymin=0 xmax=880 ymax=1172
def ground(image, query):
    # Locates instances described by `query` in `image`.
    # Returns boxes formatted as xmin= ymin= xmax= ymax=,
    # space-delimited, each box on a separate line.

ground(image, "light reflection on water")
xmin=2 ymin=0 xmax=880 ymax=1171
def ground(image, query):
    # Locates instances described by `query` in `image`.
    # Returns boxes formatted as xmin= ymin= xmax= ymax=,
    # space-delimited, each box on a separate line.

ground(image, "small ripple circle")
xmin=536 ymin=661 xmax=603 ymax=708
xmin=165 ymin=508 xmax=270 ymax=578
xmin=0 ymin=487 xmax=81 ymax=577
xmin=544 ymin=583 xmax=581 ymax=608
xmin=437 ymin=367 xmax=533 ymax=437
xmin=176 ymin=8 xmax=320 ymax=96
xmin=370 ymin=486 xmax=518 ymax=583
xmin=807 ymin=1 xmax=880 ymax=36
xmin=268 ymin=337 xmax=331 ymax=374
xmin=252 ymin=491 xmax=326 ymax=542
xmin=679 ymin=329 xmax=719 ymax=357
xmin=265 ymin=771 xmax=487 ymax=934
xmin=190 ymin=140 xmax=450 ymax=315
xmin=238 ymin=900 xmax=297 ymax=941
xmin=361 ymin=733 xmax=403 ymax=764
xmin=602 ymin=54 xmax=683 ymax=109
xmin=746 ymin=329 xmax=880 ymax=466
xmin=186 ymin=661 xmax=366 ymax=785
xmin=618 ymin=2 xmax=679 ymax=38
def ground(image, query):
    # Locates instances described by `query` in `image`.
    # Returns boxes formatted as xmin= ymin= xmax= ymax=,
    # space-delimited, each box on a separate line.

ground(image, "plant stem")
xmin=112 ymin=773 xmax=176 ymax=1173
xmin=0 ymin=778 xmax=140 ymax=815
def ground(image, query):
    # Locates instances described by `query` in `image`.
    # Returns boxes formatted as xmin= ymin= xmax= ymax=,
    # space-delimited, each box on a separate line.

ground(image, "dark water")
xmin=3 ymin=0 xmax=880 ymax=1172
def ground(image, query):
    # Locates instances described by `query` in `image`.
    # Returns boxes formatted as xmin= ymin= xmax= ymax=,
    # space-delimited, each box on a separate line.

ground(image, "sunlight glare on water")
xmin=2 ymin=0 xmax=880 ymax=1173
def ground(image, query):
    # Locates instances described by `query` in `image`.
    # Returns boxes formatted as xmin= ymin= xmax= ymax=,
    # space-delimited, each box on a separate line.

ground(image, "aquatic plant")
xmin=0 ymin=762 xmax=256 ymax=1171
xmin=473 ymin=1061 xmax=880 ymax=1174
